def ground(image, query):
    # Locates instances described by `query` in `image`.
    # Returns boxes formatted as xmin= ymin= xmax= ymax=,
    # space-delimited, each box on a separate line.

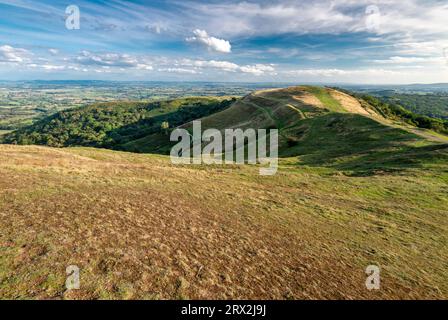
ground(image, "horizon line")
xmin=0 ymin=79 xmax=447 ymax=86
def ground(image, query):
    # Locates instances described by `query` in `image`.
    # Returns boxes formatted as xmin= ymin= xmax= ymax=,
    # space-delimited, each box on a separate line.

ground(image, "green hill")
xmin=108 ymin=86 xmax=448 ymax=175
xmin=2 ymin=86 xmax=448 ymax=175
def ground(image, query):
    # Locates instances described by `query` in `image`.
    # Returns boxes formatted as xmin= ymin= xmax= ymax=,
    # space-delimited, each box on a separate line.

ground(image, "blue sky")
xmin=1 ymin=0 xmax=448 ymax=83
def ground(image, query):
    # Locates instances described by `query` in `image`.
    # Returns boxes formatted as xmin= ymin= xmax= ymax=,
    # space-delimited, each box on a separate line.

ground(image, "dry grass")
xmin=0 ymin=144 xmax=447 ymax=300
xmin=328 ymin=89 xmax=372 ymax=116
xmin=293 ymin=92 xmax=324 ymax=109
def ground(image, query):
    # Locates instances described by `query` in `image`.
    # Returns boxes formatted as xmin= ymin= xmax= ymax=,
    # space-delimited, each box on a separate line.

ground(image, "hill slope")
xmin=0 ymin=144 xmax=447 ymax=299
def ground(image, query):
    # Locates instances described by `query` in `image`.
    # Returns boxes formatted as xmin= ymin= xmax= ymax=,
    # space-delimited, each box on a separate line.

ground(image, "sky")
xmin=1 ymin=0 xmax=448 ymax=84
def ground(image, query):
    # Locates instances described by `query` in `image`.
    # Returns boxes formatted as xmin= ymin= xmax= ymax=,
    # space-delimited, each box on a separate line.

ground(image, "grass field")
xmin=0 ymin=145 xmax=447 ymax=299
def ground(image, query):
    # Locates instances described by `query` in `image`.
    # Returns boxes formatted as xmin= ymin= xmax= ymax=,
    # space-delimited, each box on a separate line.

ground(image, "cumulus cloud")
xmin=69 ymin=50 xmax=154 ymax=72
xmin=186 ymin=29 xmax=231 ymax=53
xmin=0 ymin=45 xmax=31 ymax=63
xmin=181 ymin=59 xmax=239 ymax=71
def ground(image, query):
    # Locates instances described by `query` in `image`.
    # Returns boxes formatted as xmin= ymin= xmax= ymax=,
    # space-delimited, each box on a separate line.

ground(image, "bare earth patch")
xmin=292 ymin=92 xmax=325 ymax=108
xmin=328 ymin=89 xmax=372 ymax=116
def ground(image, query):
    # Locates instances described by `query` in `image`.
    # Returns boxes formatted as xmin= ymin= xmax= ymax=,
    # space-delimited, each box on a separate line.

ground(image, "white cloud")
xmin=186 ymin=29 xmax=231 ymax=53
xmin=392 ymin=41 xmax=445 ymax=57
xmin=158 ymin=67 xmax=200 ymax=74
xmin=286 ymin=69 xmax=348 ymax=77
xmin=240 ymin=64 xmax=276 ymax=76
xmin=182 ymin=59 xmax=239 ymax=71
xmin=177 ymin=59 xmax=275 ymax=75
xmin=145 ymin=24 xmax=168 ymax=35
xmin=136 ymin=63 xmax=153 ymax=70
xmin=75 ymin=50 xmax=140 ymax=67
xmin=41 ymin=64 xmax=65 ymax=70
xmin=48 ymin=48 xmax=59 ymax=56
xmin=0 ymin=45 xmax=31 ymax=63
xmin=180 ymin=0 xmax=448 ymax=41
xmin=181 ymin=1 xmax=354 ymax=37
xmin=285 ymin=68 xmax=401 ymax=77
xmin=27 ymin=63 xmax=66 ymax=71
xmin=372 ymin=56 xmax=444 ymax=64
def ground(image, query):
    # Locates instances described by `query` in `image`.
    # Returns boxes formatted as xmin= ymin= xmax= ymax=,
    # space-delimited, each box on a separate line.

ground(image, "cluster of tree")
xmin=1 ymin=97 xmax=236 ymax=149
xmin=357 ymin=94 xmax=448 ymax=135
xmin=379 ymin=93 xmax=448 ymax=120
xmin=331 ymin=87 xmax=448 ymax=135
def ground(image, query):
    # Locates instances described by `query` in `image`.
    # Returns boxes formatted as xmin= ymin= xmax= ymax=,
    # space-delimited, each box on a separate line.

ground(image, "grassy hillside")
xmin=0 ymin=130 xmax=11 ymax=136
xmin=0 ymin=144 xmax=447 ymax=299
xmin=1 ymin=85 xmax=448 ymax=299
xmin=341 ymin=89 xmax=448 ymax=135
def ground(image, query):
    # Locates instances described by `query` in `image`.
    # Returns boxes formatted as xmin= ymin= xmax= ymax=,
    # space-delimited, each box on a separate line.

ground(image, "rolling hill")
xmin=1 ymin=86 xmax=447 ymax=299
xmin=4 ymin=86 xmax=447 ymax=175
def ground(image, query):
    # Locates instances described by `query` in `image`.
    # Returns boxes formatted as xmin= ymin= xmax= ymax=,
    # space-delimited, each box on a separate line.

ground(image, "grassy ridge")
xmin=280 ymin=113 xmax=448 ymax=174
xmin=337 ymin=88 xmax=448 ymax=135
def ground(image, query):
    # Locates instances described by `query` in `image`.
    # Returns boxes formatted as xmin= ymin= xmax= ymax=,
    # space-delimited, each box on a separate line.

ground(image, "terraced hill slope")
xmin=123 ymin=86 xmax=448 ymax=175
